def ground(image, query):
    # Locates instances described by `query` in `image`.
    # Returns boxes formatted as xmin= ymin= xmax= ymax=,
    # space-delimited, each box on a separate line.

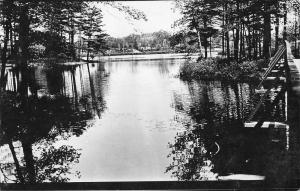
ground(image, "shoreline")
xmin=98 ymin=52 xmax=200 ymax=62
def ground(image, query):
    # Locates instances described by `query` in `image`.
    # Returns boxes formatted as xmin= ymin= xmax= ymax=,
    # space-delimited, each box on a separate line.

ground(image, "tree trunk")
xmin=283 ymin=1 xmax=287 ymax=41
xmin=234 ymin=1 xmax=240 ymax=61
xmin=225 ymin=3 xmax=230 ymax=59
xmin=222 ymin=6 xmax=225 ymax=56
xmin=210 ymin=37 xmax=212 ymax=57
xmin=8 ymin=141 xmax=24 ymax=183
xmin=295 ymin=18 xmax=298 ymax=57
xmin=19 ymin=4 xmax=30 ymax=63
xmin=18 ymin=4 xmax=30 ymax=98
xmin=298 ymin=16 xmax=300 ymax=57
xmin=240 ymin=22 xmax=244 ymax=59
xmin=196 ymin=29 xmax=203 ymax=57
xmin=275 ymin=1 xmax=280 ymax=51
xmin=19 ymin=5 xmax=36 ymax=183
xmin=22 ymin=141 xmax=36 ymax=183
xmin=1 ymin=21 xmax=10 ymax=85
xmin=263 ymin=2 xmax=271 ymax=59
xmin=203 ymin=17 xmax=208 ymax=59
xmin=13 ymin=22 xmax=17 ymax=56
xmin=87 ymin=48 xmax=90 ymax=62
xmin=70 ymin=16 xmax=76 ymax=60
xmin=247 ymin=29 xmax=251 ymax=59
xmin=86 ymin=40 xmax=90 ymax=62
xmin=1 ymin=3 xmax=12 ymax=84
xmin=259 ymin=35 xmax=262 ymax=58
xmin=9 ymin=26 xmax=13 ymax=56
xmin=254 ymin=31 xmax=258 ymax=59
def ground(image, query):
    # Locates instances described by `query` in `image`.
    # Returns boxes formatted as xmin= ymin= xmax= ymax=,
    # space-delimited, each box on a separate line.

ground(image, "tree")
xmin=80 ymin=6 xmax=106 ymax=62
xmin=169 ymin=32 xmax=185 ymax=48
xmin=173 ymin=0 xmax=287 ymax=61
xmin=174 ymin=0 xmax=220 ymax=58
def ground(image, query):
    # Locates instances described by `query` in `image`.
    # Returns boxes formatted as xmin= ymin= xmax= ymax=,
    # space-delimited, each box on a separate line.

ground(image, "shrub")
xmin=179 ymin=57 xmax=262 ymax=82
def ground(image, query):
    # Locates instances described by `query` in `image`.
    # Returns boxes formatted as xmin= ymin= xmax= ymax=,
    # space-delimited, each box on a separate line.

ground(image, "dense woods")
xmin=0 ymin=1 xmax=147 ymax=64
xmin=173 ymin=0 xmax=300 ymax=61
xmin=174 ymin=0 xmax=300 ymax=82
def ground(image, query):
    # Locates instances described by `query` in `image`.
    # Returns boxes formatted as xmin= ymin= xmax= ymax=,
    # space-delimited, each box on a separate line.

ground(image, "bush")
xmin=179 ymin=57 xmax=262 ymax=82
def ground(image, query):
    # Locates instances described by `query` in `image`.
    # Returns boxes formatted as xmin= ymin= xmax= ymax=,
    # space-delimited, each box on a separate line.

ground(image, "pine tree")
xmin=80 ymin=6 xmax=106 ymax=62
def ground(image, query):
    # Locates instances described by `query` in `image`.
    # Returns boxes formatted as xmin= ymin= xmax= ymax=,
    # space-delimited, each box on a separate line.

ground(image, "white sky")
xmin=100 ymin=1 xmax=181 ymax=38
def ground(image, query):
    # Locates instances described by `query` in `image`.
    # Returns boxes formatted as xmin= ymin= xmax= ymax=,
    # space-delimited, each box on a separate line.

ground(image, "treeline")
xmin=174 ymin=0 xmax=296 ymax=61
xmin=1 ymin=1 xmax=105 ymax=63
xmin=0 ymin=1 xmax=147 ymax=64
xmin=106 ymin=30 xmax=172 ymax=54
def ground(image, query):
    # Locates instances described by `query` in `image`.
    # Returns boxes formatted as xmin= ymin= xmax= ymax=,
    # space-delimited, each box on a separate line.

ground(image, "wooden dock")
xmin=243 ymin=41 xmax=300 ymax=152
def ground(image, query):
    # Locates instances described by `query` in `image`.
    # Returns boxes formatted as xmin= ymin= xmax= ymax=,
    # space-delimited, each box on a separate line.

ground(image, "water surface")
xmin=1 ymin=56 xmax=289 ymax=183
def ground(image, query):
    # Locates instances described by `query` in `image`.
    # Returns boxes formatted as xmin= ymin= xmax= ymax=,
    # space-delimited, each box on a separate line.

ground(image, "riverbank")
xmin=179 ymin=57 xmax=264 ymax=82
xmin=98 ymin=53 xmax=199 ymax=62
xmin=25 ymin=53 xmax=199 ymax=65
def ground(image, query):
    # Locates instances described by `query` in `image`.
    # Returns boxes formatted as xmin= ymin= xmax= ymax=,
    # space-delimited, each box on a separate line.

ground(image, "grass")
xmin=179 ymin=57 xmax=265 ymax=82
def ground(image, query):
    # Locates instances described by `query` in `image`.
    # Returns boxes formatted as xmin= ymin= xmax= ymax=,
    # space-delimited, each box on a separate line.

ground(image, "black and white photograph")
xmin=0 ymin=0 xmax=300 ymax=190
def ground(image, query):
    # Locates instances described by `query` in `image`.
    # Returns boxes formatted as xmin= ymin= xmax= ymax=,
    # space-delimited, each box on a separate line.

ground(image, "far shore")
xmin=98 ymin=52 xmax=201 ymax=62
xmin=4 ymin=52 xmax=219 ymax=67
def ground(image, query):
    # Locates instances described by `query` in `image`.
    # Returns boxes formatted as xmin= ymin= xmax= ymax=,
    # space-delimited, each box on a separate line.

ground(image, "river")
xmin=1 ymin=55 xmax=289 ymax=183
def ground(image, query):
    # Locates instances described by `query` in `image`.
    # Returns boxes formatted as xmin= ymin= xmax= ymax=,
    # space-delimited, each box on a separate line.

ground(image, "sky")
xmin=100 ymin=1 xmax=181 ymax=38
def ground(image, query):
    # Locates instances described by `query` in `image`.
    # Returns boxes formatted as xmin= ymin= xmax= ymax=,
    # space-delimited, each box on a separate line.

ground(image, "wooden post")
xmin=284 ymin=41 xmax=291 ymax=85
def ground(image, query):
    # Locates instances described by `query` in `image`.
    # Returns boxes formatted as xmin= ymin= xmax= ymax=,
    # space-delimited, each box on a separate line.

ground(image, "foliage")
xmin=106 ymin=30 xmax=172 ymax=53
xmin=179 ymin=57 xmax=263 ymax=82
xmin=101 ymin=1 xmax=147 ymax=21
xmin=35 ymin=145 xmax=81 ymax=183
xmin=173 ymin=0 xmax=289 ymax=60
xmin=0 ymin=63 xmax=108 ymax=182
xmin=169 ymin=32 xmax=185 ymax=48
xmin=166 ymin=79 xmax=290 ymax=182
xmin=173 ymin=0 xmax=220 ymax=58
xmin=0 ymin=0 xmax=147 ymax=62
xmin=79 ymin=5 xmax=107 ymax=60
xmin=1 ymin=92 xmax=93 ymax=144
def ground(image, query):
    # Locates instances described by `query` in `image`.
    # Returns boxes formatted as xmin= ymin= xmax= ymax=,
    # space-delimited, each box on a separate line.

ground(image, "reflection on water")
xmin=0 ymin=57 xmax=296 ymax=184
xmin=167 ymin=80 xmax=293 ymax=185
xmin=1 ymin=63 xmax=106 ymax=183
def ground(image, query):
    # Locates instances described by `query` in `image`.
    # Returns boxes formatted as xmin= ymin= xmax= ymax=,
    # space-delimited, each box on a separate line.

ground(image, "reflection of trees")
xmin=35 ymin=145 xmax=81 ymax=182
xmin=0 ymin=62 xmax=106 ymax=183
xmin=167 ymin=80 xmax=288 ymax=182
xmin=166 ymin=122 xmax=217 ymax=180
xmin=43 ymin=63 xmax=107 ymax=119
xmin=44 ymin=66 xmax=65 ymax=95
xmin=157 ymin=60 xmax=170 ymax=75
xmin=86 ymin=63 xmax=105 ymax=119
xmin=167 ymin=81 xmax=232 ymax=180
xmin=0 ymin=92 xmax=91 ymax=183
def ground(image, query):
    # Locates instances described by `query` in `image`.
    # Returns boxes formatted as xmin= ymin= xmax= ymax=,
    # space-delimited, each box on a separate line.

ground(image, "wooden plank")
xmin=265 ymin=77 xmax=286 ymax=81
xmin=255 ymin=87 xmax=282 ymax=94
xmin=270 ymin=70 xmax=280 ymax=73
xmin=244 ymin=121 xmax=288 ymax=128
